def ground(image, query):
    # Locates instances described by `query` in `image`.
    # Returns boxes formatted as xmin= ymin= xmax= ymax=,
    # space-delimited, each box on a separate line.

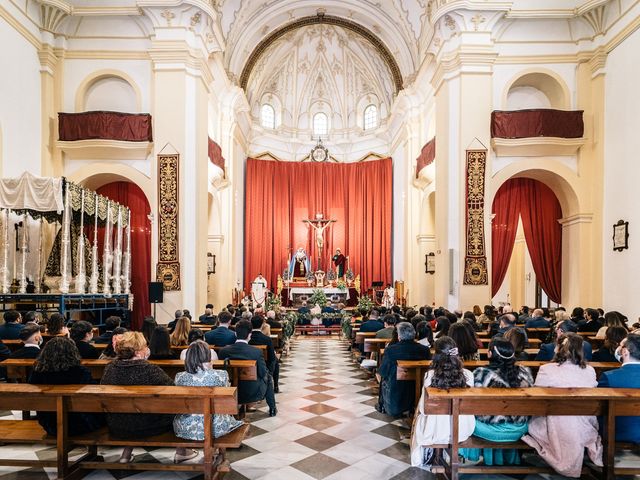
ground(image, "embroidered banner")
xmin=463 ymin=149 xmax=488 ymax=285
xmin=156 ymin=154 xmax=181 ymax=290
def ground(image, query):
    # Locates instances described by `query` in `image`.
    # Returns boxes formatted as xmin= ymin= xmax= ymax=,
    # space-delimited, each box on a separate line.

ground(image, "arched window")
xmin=313 ymin=112 xmax=328 ymax=137
xmin=363 ymin=104 xmax=378 ymax=130
xmin=261 ymin=104 xmax=275 ymax=129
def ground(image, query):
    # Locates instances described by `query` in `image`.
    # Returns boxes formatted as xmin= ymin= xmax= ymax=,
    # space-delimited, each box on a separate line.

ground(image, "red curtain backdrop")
xmin=97 ymin=182 xmax=151 ymax=330
xmin=491 ymin=109 xmax=584 ymax=139
xmin=244 ymin=158 xmax=393 ymax=292
xmin=416 ymin=137 xmax=436 ymax=178
xmin=491 ymin=178 xmax=563 ymax=303
xmin=58 ymin=111 xmax=153 ymax=142
xmin=208 ymin=137 xmax=225 ymax=170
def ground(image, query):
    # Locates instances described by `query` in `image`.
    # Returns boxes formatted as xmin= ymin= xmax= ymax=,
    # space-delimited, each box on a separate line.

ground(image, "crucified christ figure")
xmin=303 ymin=213 xmax=336 ymax=252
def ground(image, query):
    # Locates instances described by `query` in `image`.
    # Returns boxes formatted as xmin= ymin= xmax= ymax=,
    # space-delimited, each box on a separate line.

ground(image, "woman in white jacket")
xmin=410 ymin=336 xmax=475 ymax=468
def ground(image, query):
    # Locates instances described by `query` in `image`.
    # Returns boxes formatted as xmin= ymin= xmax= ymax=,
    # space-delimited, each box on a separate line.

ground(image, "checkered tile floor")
xmin=1 ymin=337 xmax=639 ymax=479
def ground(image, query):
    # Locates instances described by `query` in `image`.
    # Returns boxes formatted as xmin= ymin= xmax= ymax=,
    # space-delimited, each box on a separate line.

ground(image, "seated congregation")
xmin=351 ymin=303 xmax=639 ymax=478
xmin=0 ymin=305 xmax=285 ymax=471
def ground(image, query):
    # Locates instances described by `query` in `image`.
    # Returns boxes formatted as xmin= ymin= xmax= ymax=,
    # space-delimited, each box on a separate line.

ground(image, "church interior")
xmin=0 ymin=0 xmax=640 ymax=478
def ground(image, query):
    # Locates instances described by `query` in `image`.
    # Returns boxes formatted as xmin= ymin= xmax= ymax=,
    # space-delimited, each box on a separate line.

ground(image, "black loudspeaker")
xmin=372 ymin=281 xmax=384 ymax=288
xmin=149 ymin=282 xmax=164 ymax=303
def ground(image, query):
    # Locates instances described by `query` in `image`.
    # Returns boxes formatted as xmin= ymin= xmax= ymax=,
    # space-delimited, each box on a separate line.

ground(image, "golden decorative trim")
xmin=0 ymin=4 xmax=41 ymax=50
xmin=239 ymin=13 xmax=403 ymax=93
xmin=251 ymin=151 xmax=284 ymax=162
xmin=157 ymin=153 xmax=181 ymax=291
xmin=463 ymin=149 xmax=488 ymax=286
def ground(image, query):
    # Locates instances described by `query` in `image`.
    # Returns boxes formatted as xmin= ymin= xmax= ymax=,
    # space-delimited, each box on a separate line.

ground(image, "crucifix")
xmin=303 ymin=213 xmax=335 ymax=269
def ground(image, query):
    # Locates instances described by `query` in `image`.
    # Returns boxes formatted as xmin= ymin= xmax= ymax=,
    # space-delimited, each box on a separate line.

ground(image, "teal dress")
xmin=460 ymin=365 xmax=533 ymax=465
xmin=173 ymin=368 xmax=243 ymax=440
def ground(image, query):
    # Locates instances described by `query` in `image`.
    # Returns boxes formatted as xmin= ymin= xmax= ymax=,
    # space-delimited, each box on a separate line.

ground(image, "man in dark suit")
xmin=359 ymin=311 xmax=384 ymax=333
xmin=9 ymin=324 xmax=42 ymax=359
xmin=94 ymin=316 xmax=121 ymax=344
xmin=378 ymin=322 xmax=431 ymax=416
xmin=0 ymin=310 xmax=24 ymax=340
xmin=571 ymin=307 xmax=587 ymax=329
xmin=218 ymin=320 xmax=277 ymax=416
xmin=525 ymin=308 xmax=550 ymax=329
xmin=249 ymin=315 xmax=280 ymax=393
xmin=598 ymin=333 xmax=640 ymax=442
xmin=266 ymin=310 xmax=283 ymax=329
xmin=518 ymin=306 xmax=531 ymax=325
xmin=493 ymin=314 xmax=529 ymax=342
xmin=199 ymin=304 xmax=216 ymax=324
xmin=167 ymin=310 xmax=184 ymax=332
xmin=536 ymin=320 xmax=592 ymax=361
xmin=204 ymin=311 xmax=236 ymax=346
xmin=579 ymin=308 xmax=602 ymax=333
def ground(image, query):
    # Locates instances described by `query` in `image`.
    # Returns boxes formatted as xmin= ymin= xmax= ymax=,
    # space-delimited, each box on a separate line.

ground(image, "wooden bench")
xmin=398 ymin=360 xmax=622 ymax=413
xmin=295 ymin=325 xmax=342 ymax=335
xmin=421 ymin=386 xmax=640 ymax=479
xmin=478 ymin=337 xmax=541 ymax=347
xmin=1 ymin=359 xmax=258 ymax=385
xmin=0 ymin=383 xmax=248 ymax=480
xmin=525 ymin=327 xmax=551 ymax=340
xmin=90 ymin=343 xmax=269 ymax=362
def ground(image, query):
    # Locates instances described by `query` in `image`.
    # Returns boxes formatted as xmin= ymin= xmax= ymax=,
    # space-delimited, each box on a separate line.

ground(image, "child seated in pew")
xmin=179 ymin=329 xmax=217 ymax=361
xmin=29 ymin=337 xmax=105 ymax=436
xmin=459 ymin=338 xmax=534 ymax=466
xmin=173 ymin=341 xmax=243 ymax=444
xmin=410 ymin=336 xmax=475 ymax=469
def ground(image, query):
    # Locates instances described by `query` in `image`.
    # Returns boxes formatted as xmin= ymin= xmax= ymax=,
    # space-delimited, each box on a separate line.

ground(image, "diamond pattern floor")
xmin=0 ymin=336 xmax=638 ymax=479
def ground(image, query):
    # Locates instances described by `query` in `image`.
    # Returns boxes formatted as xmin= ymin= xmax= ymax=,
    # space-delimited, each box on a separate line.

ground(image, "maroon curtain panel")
xmin=416 ymin=137 xmax=436 ymax=177
xmin=58 ymin=111 xmax=153 ymax=142
xmin=208 ymin=137 xmax=225 ymax=170
xmin=244 ymin=158 xmax=393 ymax=292
xmin=97 ymin=182 xmax=151 ymax=330
xmin=491 ymin=178 xmax=563 ymax=303
xmin=518 ymin=180 xmax=563 ymax=304
xmin=491 ymin=109 xmax=584 ymax=139
xmin=491 ymin=181 xmax=521 ymax=297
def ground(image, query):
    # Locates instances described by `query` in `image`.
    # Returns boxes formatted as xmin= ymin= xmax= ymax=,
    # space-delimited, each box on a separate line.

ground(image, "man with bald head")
xmin=493 ymin=313 xmax=529 ymax=343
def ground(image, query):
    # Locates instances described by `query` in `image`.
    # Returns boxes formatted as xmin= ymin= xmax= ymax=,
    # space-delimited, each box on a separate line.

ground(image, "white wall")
xmin=603 ymin=26 xmax=640 ymax=322
xmin=0 ymin=20 xmax=41 ymax=176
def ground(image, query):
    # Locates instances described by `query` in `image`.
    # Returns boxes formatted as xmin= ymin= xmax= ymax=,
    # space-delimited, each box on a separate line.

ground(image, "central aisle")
xmin=227 ymin=336 xmax=427 ymax=480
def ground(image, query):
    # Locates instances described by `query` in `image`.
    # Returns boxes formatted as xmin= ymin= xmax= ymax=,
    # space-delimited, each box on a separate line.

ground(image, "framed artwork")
xmin=613 ymin=220 xmax=629 ymax=251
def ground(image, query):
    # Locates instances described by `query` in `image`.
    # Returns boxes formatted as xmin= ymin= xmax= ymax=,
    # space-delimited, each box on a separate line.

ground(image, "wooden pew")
xmin=1 ymin=359 xmax=258 ymax=386
xmin=420 ymin=386 xmax=640 ymax=480
xmin=478 ymin=337 xmax=541 ymax=347
xmin=90 ymin=343 xmax=269 ymax=362
xmin=525 ymin=327 xmax=551 ymax=340
xmin=397 ymin=360 xmax=622 ymax=408
xmin=0 ymin=383 xmax=247 ymax=480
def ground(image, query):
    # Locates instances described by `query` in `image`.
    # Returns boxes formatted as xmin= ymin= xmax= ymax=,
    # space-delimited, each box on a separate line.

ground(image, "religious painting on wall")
xmin=156 ymin=153 xmax=181 ymax=290
xmin=613 ymin=219 xmax=629 ymax=251
xmin=463 ymin=149 xmax=488 ymax=285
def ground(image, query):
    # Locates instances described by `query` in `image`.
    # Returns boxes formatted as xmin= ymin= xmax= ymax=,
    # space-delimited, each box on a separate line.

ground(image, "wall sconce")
xmin=207 ymin=252 xmax=216 ymax=275
xmin=425 ymin=252 xmax=435 ymax=274
xmin=525 ymin=272 xmax=531 ymax=282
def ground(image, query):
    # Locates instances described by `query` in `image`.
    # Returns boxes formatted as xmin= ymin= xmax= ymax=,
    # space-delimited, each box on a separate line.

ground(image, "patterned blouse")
xmin=173 ymin=368 xmax=244 ymax=440
xmin=472 ymin=365 xmax=534 ymax=425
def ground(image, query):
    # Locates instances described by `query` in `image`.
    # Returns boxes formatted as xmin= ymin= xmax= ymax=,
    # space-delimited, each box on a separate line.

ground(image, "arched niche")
xmin=75 ymin=70 xmax=142 ymax=113
xmin=503 ymin=70 xmax=571 ymax=110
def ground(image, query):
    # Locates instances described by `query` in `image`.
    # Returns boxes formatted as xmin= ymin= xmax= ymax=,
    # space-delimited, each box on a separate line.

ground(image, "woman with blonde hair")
xmin=522 ymin=333 xmax=602 ymax=477
xmin=170 ymin=316 xmax=191 ymax=347
xmin=101 ymin=331 xmax=197 ymax=464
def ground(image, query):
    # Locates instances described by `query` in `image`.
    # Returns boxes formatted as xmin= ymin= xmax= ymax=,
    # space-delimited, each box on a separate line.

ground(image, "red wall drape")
xmin=244 ymin=158 xmax=393 ymax=292
xmin=491 ymin=178 xmax=563 ymax=303
xmin=97 ymin=182 xmax=151 ymax=330
xmin=59 ymin=111 xmax=153 ymax=142
xmin=491 ymin=109 xmax=584 ymax=139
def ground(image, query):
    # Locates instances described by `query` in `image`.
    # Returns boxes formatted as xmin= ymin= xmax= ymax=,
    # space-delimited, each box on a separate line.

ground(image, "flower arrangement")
xmin=345 ymin=268 xmax=355 ymax=281
xmin=309 ymin=288 xmax=328 ymax=307
xmin=335 ymin=279 xmax=347 ymax=291
xmin=326 ymin=270 xmax=336 ymax=281
xmin=265 ymin=292 xmax=282 ymax=311
xmin=357 ymin=294 xmax=374 ymax=313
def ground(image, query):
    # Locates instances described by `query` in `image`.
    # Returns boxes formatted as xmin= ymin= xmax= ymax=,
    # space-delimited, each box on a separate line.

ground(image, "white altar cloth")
xmin=288 ymin=287 xmax=350 ymax=301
